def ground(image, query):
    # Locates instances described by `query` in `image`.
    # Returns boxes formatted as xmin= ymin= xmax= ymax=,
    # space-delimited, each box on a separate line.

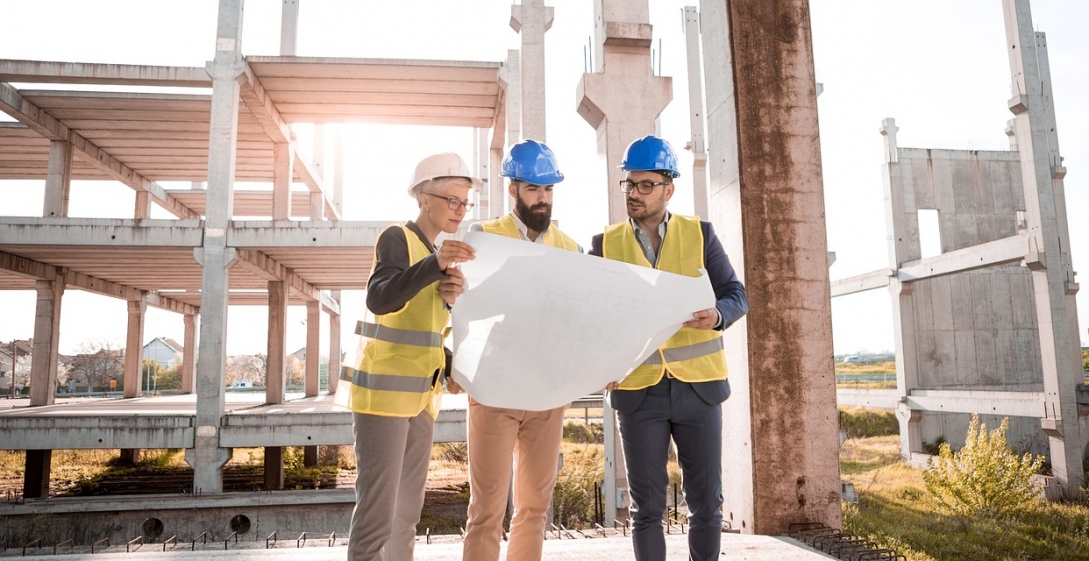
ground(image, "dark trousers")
xmin=617 ymin=376 xmax=723 ymax=561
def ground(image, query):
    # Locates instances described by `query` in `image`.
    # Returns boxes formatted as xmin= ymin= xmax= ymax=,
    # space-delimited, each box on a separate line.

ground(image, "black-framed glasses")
xmin=619 ymin=179 xmax=669 ymax=195
xmin=427 ymin=193 xmax=475 ymax=211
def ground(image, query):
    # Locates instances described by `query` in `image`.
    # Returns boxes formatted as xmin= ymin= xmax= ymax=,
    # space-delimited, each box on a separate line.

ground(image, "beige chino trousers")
xmin=462 ymin=398 xmax=567 ymax=561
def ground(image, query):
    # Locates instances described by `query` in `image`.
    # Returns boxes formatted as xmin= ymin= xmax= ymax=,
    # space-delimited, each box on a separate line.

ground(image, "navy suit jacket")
xmin=589 ymin=218 xmax=748 ymax=414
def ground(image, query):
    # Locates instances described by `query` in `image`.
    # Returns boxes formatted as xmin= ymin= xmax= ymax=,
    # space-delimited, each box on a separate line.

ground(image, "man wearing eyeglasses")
xmin=459 ymin=139 xmax=581 ymax=561
xmin=590 ymin=135 xmax=748 ymax=561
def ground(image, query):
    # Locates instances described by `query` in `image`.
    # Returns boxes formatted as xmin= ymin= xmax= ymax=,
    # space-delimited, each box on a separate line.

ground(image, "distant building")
xmin=143 ymin=337 xmax=183 ymax=367
xmin=0 ymin=339 xmax=33 ymax=392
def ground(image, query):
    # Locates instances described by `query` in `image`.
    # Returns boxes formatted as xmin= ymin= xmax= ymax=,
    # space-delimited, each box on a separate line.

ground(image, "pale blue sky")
xmin=0 ymin=0 xmax=1085 ymax=356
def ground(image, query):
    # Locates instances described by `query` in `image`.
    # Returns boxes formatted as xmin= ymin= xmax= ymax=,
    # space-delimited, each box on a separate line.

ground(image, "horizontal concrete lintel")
xmin=227 ymin=221 xmax=388 ymax=247
xmin=830 ymin=268 xmax=894 ymax=297
xmin=0 ymin=219 xmax=204 ymax=246
xmin=904 ymin=389 xmax=1045 ymax=417
xmin=602 ymin=22 xmax=653 ymax=47
xmin=0 ymin=428 xmax=194 ymax=450
xmin=1 ymin=488 xmax=355 ymax=516
xmin=898 ymin=234 xmax=1028 ymax=282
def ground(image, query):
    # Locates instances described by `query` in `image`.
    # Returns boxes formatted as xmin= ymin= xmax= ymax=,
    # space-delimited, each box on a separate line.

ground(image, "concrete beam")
xmin=904 ymin=389 xmax=1046 ymax=418
xmin=0 ymin=218 xmax=204 ymax=246
xmin=236 ymin=62 xmax=338 ymax=220
xmin=897 ymin=234 xmax=1030 ymax=282
xmin=0 ymin=250 xmax=198 ymax=315
xmin=1 ymin=417 xmax=195 ymax=449
xmin=830 ymin=269 xmax=894 ymax=297
xmin=0 ymin=60 xmax=210 ymax=87
xmin=234 ymin=248 xmax=321 ymax=302
xmin=0 ymin=82 xmax=200 ymax=219
xmin=227 ymin=220 xmax=386 ymax=247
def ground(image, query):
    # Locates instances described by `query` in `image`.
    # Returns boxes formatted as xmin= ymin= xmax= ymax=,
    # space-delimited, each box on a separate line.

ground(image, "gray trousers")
xmin=348 ymin=410 xmax=434 ymax=561
xmin=618 ymin=377 xmax=724 ymax=561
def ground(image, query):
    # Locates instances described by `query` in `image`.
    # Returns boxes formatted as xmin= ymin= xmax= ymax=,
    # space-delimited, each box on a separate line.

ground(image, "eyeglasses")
xmin=426 ymin=193 xmax=475 ymax=211
xmin=619 ymin=179 xmax=670 ymax=195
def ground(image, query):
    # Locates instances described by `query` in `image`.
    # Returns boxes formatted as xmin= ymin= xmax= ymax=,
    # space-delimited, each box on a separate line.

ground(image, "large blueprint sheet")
xmin=450 ymin=231 xmax=715 ymax=411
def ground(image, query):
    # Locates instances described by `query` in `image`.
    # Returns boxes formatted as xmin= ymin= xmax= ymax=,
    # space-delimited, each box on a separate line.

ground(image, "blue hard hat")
xmin=619 ymin=135 xmax=681 ymax=178
xmin=501 ymin=139 xmax=565 ymax=185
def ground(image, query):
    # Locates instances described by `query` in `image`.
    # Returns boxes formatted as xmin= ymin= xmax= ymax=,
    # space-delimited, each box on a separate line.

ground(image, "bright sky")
xmin=0 ymin=0 xmax=1086 ymax=358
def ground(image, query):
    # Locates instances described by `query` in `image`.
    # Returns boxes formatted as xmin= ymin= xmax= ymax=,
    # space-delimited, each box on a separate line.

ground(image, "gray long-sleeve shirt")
xmin=365 ymin=221 xmax=445 ymax=316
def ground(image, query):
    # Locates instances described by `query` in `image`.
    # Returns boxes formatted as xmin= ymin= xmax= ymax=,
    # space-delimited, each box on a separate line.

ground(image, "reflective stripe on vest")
xmin=355 ymin=321 xmax=443 ymax=348
xmin=341 ymin=224 xmax=447 ymax=418
xmin=602 ymin=214 xmax=728 ymax=390
xmin=480 ymin=214 xmax=580 ymax=251
xmin=640 ymin=337 xmax=724 ymax=365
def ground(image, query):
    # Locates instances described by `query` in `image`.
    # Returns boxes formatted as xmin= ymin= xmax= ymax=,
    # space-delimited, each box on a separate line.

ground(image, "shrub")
xmin=552 ymin=445 xmax=604 ymax=528
xmin=922 ymin=414 xmax=1043 ymax=516
xmin=562 ymin=421 xmax=603 ymax=444
xmin=838 ymin=407 xmax=899 ymax=439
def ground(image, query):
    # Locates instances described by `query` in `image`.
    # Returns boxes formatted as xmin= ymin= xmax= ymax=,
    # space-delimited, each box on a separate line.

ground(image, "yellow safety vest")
xmin=480 ymin=214 xmax=580 ymax=252
xmin=340 ymin=224 xmax=447 ymax=418
xmin=603 ymin=214 xmax=727 ymax=390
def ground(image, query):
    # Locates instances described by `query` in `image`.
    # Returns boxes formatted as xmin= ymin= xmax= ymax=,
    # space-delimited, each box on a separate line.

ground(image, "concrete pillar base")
xmin=119 ymin=449 xmax=141 ymax=465
xmin=304 ymin=445 xmax=319 ymax=468
xmin=23 ymin=450 xmax=52 ymax=499
xmin=265 ymin=447 xmax=285 ymax=490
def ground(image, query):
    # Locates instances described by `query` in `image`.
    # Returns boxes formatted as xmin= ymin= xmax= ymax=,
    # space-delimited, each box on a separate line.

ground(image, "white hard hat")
xmin=407 ymin=153 xmax=484 ymax=196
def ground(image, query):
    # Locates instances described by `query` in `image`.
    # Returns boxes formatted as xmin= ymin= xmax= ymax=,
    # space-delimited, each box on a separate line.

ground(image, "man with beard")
xmin=460 ymin=139 xmax=580 ymax=561
xmin=590 ymin=135 xmax=747 ymax=561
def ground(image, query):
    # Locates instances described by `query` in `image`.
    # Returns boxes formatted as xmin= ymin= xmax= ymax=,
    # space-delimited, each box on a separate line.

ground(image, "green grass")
xmin=843 ymin=433 xmax=1089 ymax=560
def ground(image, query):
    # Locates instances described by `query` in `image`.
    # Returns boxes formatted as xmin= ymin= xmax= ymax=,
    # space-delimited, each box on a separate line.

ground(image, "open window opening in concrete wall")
xmin=917 ymin=209 xmax=941 ymax=259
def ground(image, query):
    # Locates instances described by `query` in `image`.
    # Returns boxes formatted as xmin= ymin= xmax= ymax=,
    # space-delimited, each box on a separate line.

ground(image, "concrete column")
xmin=280 ymin=0 xmax=299 ymax=56
xmin=119 ymin=449 xmax=139 ymax=465
xmin=499 ymin=48 xmax=521 ymax=218
xmin=124 ymin=299 xmax=147 ymax=398
xmin=29 ymin=278 xmax=63 ymax=406
xmin=576 ymin=0 xmax=672 ymax=224
xmin=489 ymin=148 xmax=504 ymax=218
xmin=576 ymin=1 xmax=670 ymax=524
xmin=265 ymin=446 xmax=284 ymax=490
xmin=181 ymin=313 xmax=197 ymax=393
xmin=23 ymin=450 xmax=51 ymax=499
xmin=510 ymin=0 xmax=553 ymax=141
xmin=266 ymin=281 xmax=288 ymax=405
xmin=1003 ymin=0 xmax=1084 ymax=498
xmin=328 ymin=293 xmax=341 ymax=395
xmin=473 ymin=128 xmax=489 ymax=220
xmin=134 ymin=191 xmax=151 ymax=219
xmin=305 ymin=300 xmax=320 ymax=397
xmin=334 ymin=129 xmax=344 ymax=219
xmin=273 ymin=142 xmax=294 ymax=220
xmin=880 ymin=120 xmax=924 ymax=459
xmin=311 ymin=124 xmax=325 ymax=220
xmin=186 ymin=0 xmax=244 ymax=495
xmin=43 ymin=140 xmax=72 ymax=218
xmin=701 ymin=0 xmax=841 ymax=534
xmin=683 ymin=7 xmax=710 ymax=220
xmin=24 ymin=277 xmax=64 ymax=499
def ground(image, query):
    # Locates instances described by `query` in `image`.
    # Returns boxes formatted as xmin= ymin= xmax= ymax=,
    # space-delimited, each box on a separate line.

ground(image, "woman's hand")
xmin=439 ymin=267 xmax=466 ymax=306
xmin=446 ymin=378 xmax=463 ymax=394
xmin=683 ymin=308 xmax=719 ymax=330
xmin=436 ymin=240 xmax=475 ymax=271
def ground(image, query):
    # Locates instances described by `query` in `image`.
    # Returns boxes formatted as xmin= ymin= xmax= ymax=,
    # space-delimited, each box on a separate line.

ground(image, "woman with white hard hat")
xmin=338 ymin=152 xmax=480 ymax=561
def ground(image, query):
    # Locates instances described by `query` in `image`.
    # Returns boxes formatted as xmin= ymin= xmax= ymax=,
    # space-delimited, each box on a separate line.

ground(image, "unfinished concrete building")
xmin=833 ymin=0 xmax=1085 ymax=498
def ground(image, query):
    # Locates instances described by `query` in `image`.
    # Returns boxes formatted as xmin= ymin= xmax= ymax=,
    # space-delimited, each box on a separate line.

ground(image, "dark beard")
xmin=516 ymin=198 xmax=552 ymax=233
